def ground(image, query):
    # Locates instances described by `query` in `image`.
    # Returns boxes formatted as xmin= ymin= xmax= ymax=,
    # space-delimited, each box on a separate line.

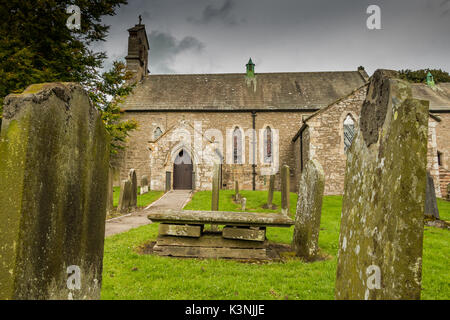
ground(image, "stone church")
xmin=114 ymin=22 xmax=450 ymax=198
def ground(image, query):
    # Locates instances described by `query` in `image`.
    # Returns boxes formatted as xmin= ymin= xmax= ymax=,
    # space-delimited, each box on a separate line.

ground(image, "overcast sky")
xmin=96 ymin=0 xmax=450 ymax=76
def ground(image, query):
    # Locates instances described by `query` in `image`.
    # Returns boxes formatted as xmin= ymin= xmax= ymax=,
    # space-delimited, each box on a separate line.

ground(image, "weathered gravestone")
xmin=118 ymin=179 xmax=132 ymax=213
xmin=335 ymin=70 xmax=429 ymax=300
xmin=234 ymin=181 xmax=240 ymax=202
xmin=140 ymin=175 xmax=149 ymax=195
xmin=263 ymin=175 xmax=276 ymax=209
xmin=211 ymin=163 xmax=220 ymax=231
xmin=241 ymin=198 xmax=247 ymax=211
xmin=447 ymin=183 xmax=450 ymax=201
xmin=212 ymin=163 xmax=220 ymax=211
xmin=0 ymin=83 xmax=109 ymax=300
xmin=424 ymin=172 xmax=440 ymax=219
xmin=292 ymin=159 xmax=325 ymax=260
xmin=107 ymin=167 xmax=114 ymax=213
xmin=281 ymin=165 xmax=290 ymax=215
xmin=128 ymin=169 xmax=138 ymax=208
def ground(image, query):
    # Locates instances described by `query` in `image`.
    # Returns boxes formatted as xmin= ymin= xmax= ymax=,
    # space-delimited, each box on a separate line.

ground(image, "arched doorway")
xmin=173 ymin=149 xmax=193 ymax=190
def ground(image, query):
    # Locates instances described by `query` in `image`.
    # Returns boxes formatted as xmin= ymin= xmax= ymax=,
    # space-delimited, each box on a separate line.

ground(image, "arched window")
xmin=154 ymin=127 xmax=163 ymax=140
xmin=343 ymin=115 xmax=355 ymax=152
xmin=264 ymin=126 xmax=273 ymax=163
xmin=233 ymin=127 xmax=242 ymax=164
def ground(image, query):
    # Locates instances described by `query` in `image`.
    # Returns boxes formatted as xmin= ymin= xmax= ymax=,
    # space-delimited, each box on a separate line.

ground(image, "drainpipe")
xmin=251 ymin=111 xmax=257 ymax=191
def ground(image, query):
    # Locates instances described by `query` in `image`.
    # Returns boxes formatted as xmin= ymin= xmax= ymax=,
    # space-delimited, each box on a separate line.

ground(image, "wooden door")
xmin=173 ymin=150 xmax=193 ymax=190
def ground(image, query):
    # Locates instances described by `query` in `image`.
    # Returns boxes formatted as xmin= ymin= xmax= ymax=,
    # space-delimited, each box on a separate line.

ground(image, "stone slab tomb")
xmin=335 ymin=70 xmax=429 ymax=300
xmin=0 ymin=83 xmax=109 ymax=300
xmin=148 ymin=210 xmax=294 ymax=259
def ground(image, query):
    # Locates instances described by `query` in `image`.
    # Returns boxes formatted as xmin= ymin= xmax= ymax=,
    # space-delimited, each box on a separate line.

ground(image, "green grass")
xmin=101 ymin=192 xmax=450 ymax=300
xmin=112 ymin=187 xmax=164 ymax=208
xmin=438 ymin=198 xmax=450 ymax=221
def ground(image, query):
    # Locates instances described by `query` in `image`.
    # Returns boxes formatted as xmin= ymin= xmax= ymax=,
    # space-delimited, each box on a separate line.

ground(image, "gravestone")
xmin=234 ymin=181 xmax=241 ymax=202
xmin=424 ymin=172 xmax=440 ymax=219
xmin=107 ymin=167 xmax=114 ymax=213
xmin=140 ymin=175 xmax=149 ymax=195
xmin=292 ymin=159 xmax=325 ymax=260
xmin=335 ymin=70 xmax=429 ymax=300
xmin=118 ymin=180 xmax=132 ymax=213
xmin=241 ymin=198 xmax=247 ymax=211
xmin=263 ymin=175 xmax=276 ymax=209
xmin=128 ymin=169 xmax=138 ymax=208
xmin=281 ymin=165 xmax=290 ymax=215
xmin=0 ymin=83 xmax=109 ymax=300
xmin=211 ymin=163 xmax=220 ymax=231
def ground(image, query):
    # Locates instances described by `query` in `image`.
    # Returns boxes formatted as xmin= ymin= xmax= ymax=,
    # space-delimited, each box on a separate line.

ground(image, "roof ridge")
xmin=144 ymin=70 xmax=362 ymax=77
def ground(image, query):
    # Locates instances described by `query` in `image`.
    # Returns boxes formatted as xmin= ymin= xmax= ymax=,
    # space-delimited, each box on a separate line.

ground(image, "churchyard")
xmin=101 ymin=191 xmax=449 ymax=300
xmin=1 ymin=71 xmax=449 ymax=300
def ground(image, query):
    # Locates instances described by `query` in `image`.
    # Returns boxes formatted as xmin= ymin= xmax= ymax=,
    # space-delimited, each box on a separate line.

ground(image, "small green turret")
xmin=426 ymin=71 xmax=435 ymax=87
xmin=246 ymin=58 xmax=255 ymax=78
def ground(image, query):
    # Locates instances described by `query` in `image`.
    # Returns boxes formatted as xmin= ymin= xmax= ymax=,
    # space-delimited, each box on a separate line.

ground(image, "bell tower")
xmin=125 ymin=15 xmax=149 ymax=83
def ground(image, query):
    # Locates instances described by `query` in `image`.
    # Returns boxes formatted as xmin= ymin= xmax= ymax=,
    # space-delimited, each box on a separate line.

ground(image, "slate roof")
xmin=121 ymin=71 xmax=368 ymax=111
xmin=411 ymin=83 xmax=450 ymax=111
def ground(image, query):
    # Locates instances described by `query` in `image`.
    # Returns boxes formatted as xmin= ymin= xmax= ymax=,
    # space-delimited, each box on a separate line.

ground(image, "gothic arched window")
xmin=154 ymin=127 xmax=163 ymax=140
xmin=233 ymin=127 xmax=242 ymax=164
xmin=343 ymin=115 xmax=355 ymax=152
xmin=264 ymin=126 xmax=273 ymax=163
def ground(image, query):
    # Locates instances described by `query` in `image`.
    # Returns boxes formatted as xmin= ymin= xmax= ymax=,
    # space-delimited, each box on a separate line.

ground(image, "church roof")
xmin=121 ymin=71 xmax=368 ymax=111
xmin=411 ymin=83 xmax=450 ymax=111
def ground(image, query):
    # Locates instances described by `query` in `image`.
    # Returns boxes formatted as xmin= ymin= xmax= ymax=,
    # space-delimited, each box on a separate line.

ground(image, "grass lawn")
xmin=101 ymin=191 xmax=450 ymax=300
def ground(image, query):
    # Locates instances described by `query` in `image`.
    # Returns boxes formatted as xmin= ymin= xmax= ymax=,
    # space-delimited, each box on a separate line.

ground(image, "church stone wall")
xmin=114 ymin=111 xmax=307 ymax=191
xmin=435 ymin=113 xmax=450 ymax=170
xmin=302 ymin=86 xmax=368 ymax=195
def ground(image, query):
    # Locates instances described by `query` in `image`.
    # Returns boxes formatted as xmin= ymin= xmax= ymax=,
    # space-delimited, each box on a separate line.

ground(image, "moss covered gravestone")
xmin=128 ymin=169 xmax=138 ymax=208
xmin=0 ymin=83 xmax=110 ymax=300
xmin=118 ymin=179 xmax=132 ymax=213
xmin=263 ymin=175 xmax=276 ymax=209
xmin=335 ymin=70 xmax=429 ymax=300
xmin=424 ymin=172 xmax=440 ymax=219
xmin=292 ymin=159 xmax=325 ymax=260
xmin=140 ymin=175 xmax=149 ymax=194
xmin=281 ymin=165 xmax=290 ymax=215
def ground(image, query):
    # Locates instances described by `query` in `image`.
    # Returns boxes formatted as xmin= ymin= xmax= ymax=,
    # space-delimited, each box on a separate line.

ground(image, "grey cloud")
xmin=440 ymin=0 xmax=450 ymax=16
xmin=148 ymin=31 xmax=204 ymax=73
xmin=188 ymin=0 xmax=242 ymax=25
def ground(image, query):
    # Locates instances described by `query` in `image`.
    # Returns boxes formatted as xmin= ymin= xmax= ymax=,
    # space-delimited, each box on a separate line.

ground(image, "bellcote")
xmin=125 ymin=16 xmax=150 ymax=83
xmin=246 ymin=58 xmax=255 ymax=78
xmin=426 ymin=71 xmax=435 ymax=87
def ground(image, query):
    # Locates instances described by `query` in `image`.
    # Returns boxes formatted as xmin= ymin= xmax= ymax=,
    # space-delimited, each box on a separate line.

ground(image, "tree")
xmin=0 ymin=0 xmax=127 ymax=121
xmin=87 ymin=61 xmax=138 ymax=155
xmin=0 ymin=1 xmax=140 ymax=152
xmin=398 ymin=69 xmax=450 ymax=83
